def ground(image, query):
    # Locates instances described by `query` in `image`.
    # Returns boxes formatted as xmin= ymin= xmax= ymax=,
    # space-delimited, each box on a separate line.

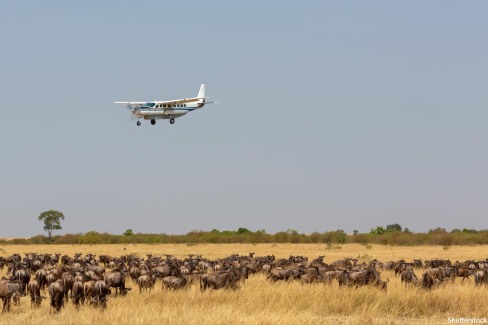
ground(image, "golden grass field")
xmin=1 ymin=243 xmax=487 ymax=324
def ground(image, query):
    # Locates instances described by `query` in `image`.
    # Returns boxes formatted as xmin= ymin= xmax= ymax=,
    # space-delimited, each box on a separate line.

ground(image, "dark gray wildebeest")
xmin=421 ymin=272 xmax=443 ymax=290
xmin=83 ymin=280 xmax=96 ymax=303
xmin=129 ymin=262 xmax=142 ymax=281
xmin=27 ymin=279 xmax=42 ymax=307
xmin=375 ymin=278 xmax=389 ymax=291
xmin=322 ymin=270 xmax=347 ymax=286
xmin=137 ymin=274 xmax=157 ymax=293
xmin=443 ymin=267 xmax=458 ymax=281
xmin=91 ymin=280 xmax=109 ymax=308
xmin=62 ymin=271 xmax=75 ymax=302
xmin=347 ymin=269 xmax=381 ymax=288
xmin=85 ymin=263 xmax=105 ymax=278
xmin=12 ymin=265 xmax=30 ymax=296
xmin=162 ymin=276 xmax=187 ymax=290
xmin=0 ymin=279 xmax=21 ymax=312
xmin=299 ymin=268 xmax=327 ymax=284
xmin=72 ymin=281 xmax=85 ymax=307
xmin=474 ymin=270 xmax=488 ymax=286
xmin=35 ymin=268 xmax=48 ymax=290
xmin=425 ymin=268 xmax=446 ymax=282
xmin=200 ymin=268 xmax=242 ymax=290
xmin=394 ymin=262 xmax=408 ymax=276
xmin=267 ymin=268 xmax=295 ymax=282
xmin=400 ymin=269 xmax=419 ymax=287
xmin=104 ymin=269 xmax=131 ymax=295
xmin=152 ymin=262 xmax=181 ymax=278
xmin=48 ymin=279 xmax=65 ymax=313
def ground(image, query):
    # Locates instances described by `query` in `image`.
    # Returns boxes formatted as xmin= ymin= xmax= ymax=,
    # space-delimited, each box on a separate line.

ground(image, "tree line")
xmin=2 ymin=226 xmax=488 ymax=246
xmin=13 ymin=211 xmax=488 ymax=246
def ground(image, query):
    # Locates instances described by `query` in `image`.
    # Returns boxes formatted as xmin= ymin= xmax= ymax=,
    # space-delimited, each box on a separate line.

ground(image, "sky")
xmin=0 ymin=2 xmax=487 ymax=237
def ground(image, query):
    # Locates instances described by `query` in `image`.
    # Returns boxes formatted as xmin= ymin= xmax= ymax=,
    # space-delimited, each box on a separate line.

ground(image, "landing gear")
xmin=151 ymin=119 xmax=156 ymax=125
xmin=169 ymin=118 xmax=175 ymax=124
xmin=136 ymin=121 xmax=141 ymax=126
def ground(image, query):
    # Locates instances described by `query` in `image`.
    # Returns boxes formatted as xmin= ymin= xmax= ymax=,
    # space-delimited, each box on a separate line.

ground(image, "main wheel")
xmin=151 ymin=119 xmax=156 ymax=125
xmin=136 ymin=121 xmax=141 ymax=126
xmin=170 ymin=118 xmax=175 ymax=124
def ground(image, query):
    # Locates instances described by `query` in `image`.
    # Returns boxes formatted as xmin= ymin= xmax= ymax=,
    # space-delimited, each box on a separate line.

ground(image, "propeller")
xmin=126 ymin=104 xmax=140 ymax=121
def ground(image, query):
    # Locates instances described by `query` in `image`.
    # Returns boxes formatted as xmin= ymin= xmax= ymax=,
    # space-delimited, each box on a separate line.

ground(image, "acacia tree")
xmin=38 ymin=210 xmax=64 ymax=242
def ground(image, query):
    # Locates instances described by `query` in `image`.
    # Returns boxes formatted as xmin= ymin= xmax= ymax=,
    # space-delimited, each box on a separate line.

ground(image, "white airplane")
xmin=115 ymin=84 xmax=215 ymax=126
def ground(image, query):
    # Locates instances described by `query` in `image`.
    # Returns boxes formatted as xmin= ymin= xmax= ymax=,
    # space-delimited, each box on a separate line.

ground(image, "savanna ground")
xmin=1 ymin=243 xmax=487 ymax=324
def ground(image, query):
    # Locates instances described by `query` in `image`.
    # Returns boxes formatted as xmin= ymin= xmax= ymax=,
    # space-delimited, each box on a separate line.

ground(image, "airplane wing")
xmin=158 ymin=98 xmax=202 ymax=105
xmin=114 ymin=101 xmax=146 ymax=105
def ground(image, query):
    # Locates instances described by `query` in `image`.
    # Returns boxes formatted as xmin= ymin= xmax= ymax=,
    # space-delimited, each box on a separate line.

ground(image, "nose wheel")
xmin=136 ymin=121 xmax=141 ymax=126
xmin=170 ymin=118 xmax=175 ymax=124
xmin=151 ymin=119 xmax=156 ymax=125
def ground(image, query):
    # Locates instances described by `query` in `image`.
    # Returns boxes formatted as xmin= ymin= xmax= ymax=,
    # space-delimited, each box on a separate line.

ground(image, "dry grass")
xmin=1 ymin=244 xmax=488 ymax=324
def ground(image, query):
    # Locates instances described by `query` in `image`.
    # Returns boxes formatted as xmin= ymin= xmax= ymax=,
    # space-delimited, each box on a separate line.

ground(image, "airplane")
xmin=114 ymin=84 xmax=215 ymax=126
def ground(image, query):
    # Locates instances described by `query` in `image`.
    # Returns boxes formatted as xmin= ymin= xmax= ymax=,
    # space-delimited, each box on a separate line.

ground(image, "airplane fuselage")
xmin=116 ymin=84 xmax=212 ymax=126
xmin=134 ymin=101 xmax=203 ymax=120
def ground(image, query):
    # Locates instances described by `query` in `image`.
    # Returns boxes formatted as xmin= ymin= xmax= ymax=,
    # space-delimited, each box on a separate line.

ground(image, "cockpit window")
xmin=144 ymin=102 xmax=156 ymax=108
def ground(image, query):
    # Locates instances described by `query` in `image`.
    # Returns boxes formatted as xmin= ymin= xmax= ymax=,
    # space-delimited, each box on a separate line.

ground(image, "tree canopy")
xmin=38 ymin=210 xmax=64 ymax=242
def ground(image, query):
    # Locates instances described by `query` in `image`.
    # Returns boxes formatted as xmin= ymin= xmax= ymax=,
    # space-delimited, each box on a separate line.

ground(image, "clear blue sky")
xmin=1 ymin=2 xmax=487 ymax=237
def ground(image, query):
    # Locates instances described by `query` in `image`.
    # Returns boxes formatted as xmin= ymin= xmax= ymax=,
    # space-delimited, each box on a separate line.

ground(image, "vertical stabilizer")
xmin=197 ymin=84 xmax=205 ymax=99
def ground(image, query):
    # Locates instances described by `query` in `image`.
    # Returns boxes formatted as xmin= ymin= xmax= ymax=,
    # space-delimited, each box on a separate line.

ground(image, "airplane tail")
xmin=197 ymin=84 xmax=205 ymax=102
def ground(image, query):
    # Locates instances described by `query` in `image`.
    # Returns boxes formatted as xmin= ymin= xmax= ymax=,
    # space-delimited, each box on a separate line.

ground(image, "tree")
xmin=123 ymin=229 xmax=134 ymax=236
xmin=237 ymin=227 xmax=251 ymax=234
xmin=370 ymin=226 xmax=385 ymax=235
xmin=38 ymin=210 xmax=64 ymax=242
xmin=386 ymin=224 xmax=402 ymax=232
xmin=428 ymin=227 xmax=447 ymax=234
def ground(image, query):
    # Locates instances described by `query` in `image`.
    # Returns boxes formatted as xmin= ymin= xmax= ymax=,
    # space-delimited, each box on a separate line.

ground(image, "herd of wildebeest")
xmin=1 ymin=252 xmax=488 ymax=313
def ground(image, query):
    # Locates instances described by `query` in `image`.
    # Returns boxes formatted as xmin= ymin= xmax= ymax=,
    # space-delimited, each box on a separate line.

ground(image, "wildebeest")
xmin=162 ymin=276 xmax=187 ymax=290
xmin=72 ymin=281 xmax=85 ymax=306
xmin=347 ymin=269 xmax=380 ymax=287
xmin=0 ymin=279 xmax=21 ymax=312
xmin=137 ymin=274 xmax=157 ymax=293
xmin=48 ymin=279 xmax=65 ymax=312
xmin=400 ymin=269 xmax=419 ymax=287
xmin=27 ymin=279 xmax=42 ymax=307
xmin=424 ymin=268 xmax=446 ymax=282
xmin=83 ymin=280 xmax=95 ymax=302
xmin=91 ymin=280 xmax=109 ymax=308
xmin=299 ymin=268 xmax=327 ymax=284
xmin=267 ymin=268 xmax=294 ymax=282
xmin=62 ymin=271 xmax=75 ymax=302
xmin=104 ymin=269 xmax=130 ymax=295
xmin=200 ymin=267 xmax=242 ymax=290
xmin=152 ymin=262 xmax=180 ymax=278
xmin=12 ymin=265 xmax=30 ymax=296
xmin=421 ymin=272 xmax=443 ymax=289
xmin=35 ymin=268 xmax=48 ymax=290
xmin=474 ymin=270 xmax=488 ymax=286
xmin=456 ymin=268 xmax=476 ymax=283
